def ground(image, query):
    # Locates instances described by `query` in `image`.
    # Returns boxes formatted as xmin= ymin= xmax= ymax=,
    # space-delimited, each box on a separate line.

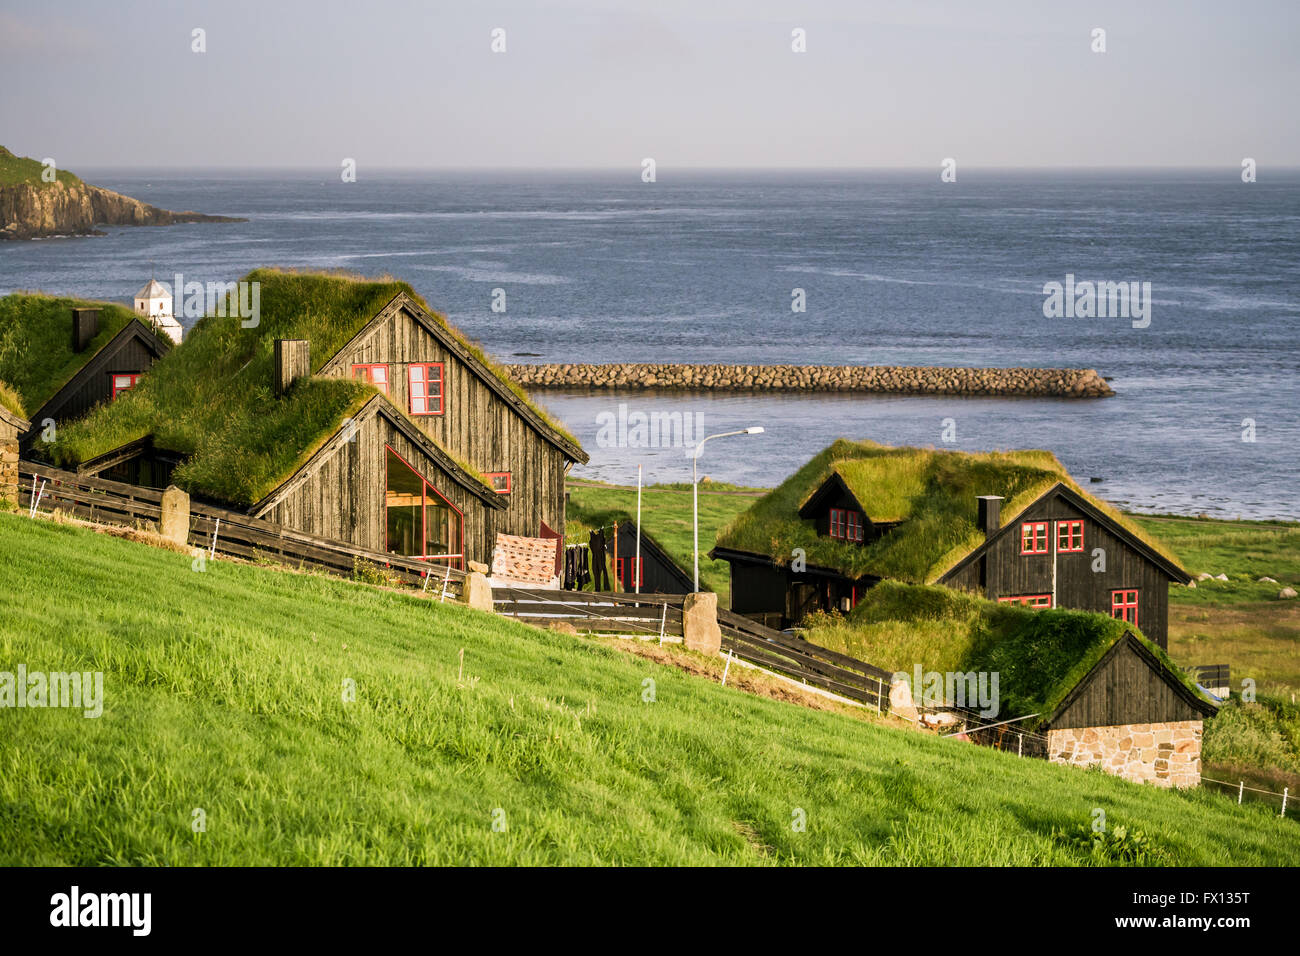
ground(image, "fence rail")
xmin=492 ymin=587 xmax=685 ymax=638
xmin=717 ymin=608 xmax=893 ymax=711
xmin=18 ymin=460 xmax=464 ymax=597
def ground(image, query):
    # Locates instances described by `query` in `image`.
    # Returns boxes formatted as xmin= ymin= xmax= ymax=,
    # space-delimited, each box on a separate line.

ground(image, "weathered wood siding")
xmin=322 ymin=306 xmax=567 ymax=540
xmin=1049 ymin=639 xmax=1206 ymax=729
xmin=612 ymin=523 xmax=693 ymax=593
xmin=262 ymin=411 xmax=497 ymax=565
xmin=942 ymin=488 xmax=1172 ymax=647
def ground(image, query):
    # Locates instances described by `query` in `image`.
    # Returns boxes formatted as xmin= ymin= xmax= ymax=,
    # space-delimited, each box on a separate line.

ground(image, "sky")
xmin=1 ymin=0 xmax=1297 ymax=170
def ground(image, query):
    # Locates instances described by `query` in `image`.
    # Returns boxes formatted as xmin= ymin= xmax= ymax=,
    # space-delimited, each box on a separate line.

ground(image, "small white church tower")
xmin=133 ymin=279 xmax=183 ymax=344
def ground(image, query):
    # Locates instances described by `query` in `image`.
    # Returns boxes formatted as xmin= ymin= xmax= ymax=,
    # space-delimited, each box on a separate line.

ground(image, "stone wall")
xmin=504 ymin=363 xmax=1114 ymax=398
xmin=0 ymin=422 xmax=21 ymax=508
xmin=1047 ymin=720 xmax=1203 ymax=788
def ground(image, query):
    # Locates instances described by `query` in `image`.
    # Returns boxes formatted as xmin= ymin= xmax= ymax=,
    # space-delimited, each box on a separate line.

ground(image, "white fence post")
xmin=1018 ymin=733 xmax=1024 ymax=757
xmin=1238 ymin=780 xmax=1244 ymax=805
xmin=439 ymin=564 xmax=451 ymax=603
xmin=1283 ymin=787 xmax=1289 ymax=818
xmin=721 ymin=648 xmax=733 ymax=687
xmin=658 ymin=603 xmax=666 ymax=644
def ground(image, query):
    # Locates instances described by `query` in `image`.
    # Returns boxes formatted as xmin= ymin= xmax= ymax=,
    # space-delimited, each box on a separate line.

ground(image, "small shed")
xmin=1042 ymin=631 xmax=1218 ymax=788
xmin=612 ymin=520 xmax=695 ymax=594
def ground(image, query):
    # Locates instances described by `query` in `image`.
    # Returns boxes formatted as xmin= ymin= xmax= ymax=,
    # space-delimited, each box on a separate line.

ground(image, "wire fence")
xmin=1202 ymin=776 xmax=1292 ymax=818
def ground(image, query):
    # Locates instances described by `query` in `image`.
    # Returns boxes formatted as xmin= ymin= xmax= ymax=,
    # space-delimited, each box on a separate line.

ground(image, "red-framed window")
xmin=485 ymin=472 xmax=511 ymax=494
xmin=352 ymin=363 xmax=389 ymax=395
xmin=408 ymin=363 xmax=444 ymax=416
xmin=998 ymin=594 xmax=1053 ymax=609
xmin=1020 ymin=521 xmax=1049 ymax=554
xmin=1056 ymin=519 xmax=1084 ymax=553
xmin=110 ymin=373 xmax=141 ymax=399
xmin=829 ymin=508 xmax=864 ymax=542
xmin=1111 ymin=589 xmax=1139 ymax=626
xmin=615 ymin=556 xmax=644 ymax=589
xmin=384 ymin=445 xmax=463 ymax=568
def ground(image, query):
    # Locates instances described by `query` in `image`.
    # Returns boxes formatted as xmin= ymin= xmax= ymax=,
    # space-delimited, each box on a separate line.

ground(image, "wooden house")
xmin=0 ymin=295 xmax=171 ymax=452
xmin=611 ymin=520 xmax=695 ymax=594
xmin=44 ymin=270 xmax=586 ymax=571
xmin=711 ymin=439 xmax=1189 ymax=646
xmin=1041 ymin=631 xmax=1217 ymax=787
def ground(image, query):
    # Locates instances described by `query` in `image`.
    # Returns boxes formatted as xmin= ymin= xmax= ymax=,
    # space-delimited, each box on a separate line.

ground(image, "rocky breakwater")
xmin=504 ymin=364 xmax=1115 ymax=398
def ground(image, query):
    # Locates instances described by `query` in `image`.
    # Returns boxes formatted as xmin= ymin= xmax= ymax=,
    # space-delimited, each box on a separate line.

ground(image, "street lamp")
xmin=692 ymin=427 xmax=764 ymax=592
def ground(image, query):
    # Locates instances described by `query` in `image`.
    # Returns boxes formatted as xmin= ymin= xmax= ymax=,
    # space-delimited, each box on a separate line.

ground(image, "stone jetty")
xmin=504 ymin=364 xmax=1114 ymax=398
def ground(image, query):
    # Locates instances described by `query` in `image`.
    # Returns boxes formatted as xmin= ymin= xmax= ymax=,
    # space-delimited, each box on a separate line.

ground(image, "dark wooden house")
xmin=0 ymin=302 xmax=170 ymax=452
xmin=610 ymin=520 xmax=695 ymax=594
xmin=1040 ymin=631 xmax=1217 ymax=787
xmin=711 ymin=440 xmax=1189 ymax=646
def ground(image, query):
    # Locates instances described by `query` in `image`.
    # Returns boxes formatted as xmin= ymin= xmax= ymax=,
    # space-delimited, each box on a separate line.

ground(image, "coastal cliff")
xmin=505 ymin=363 xmax=1116 ymax=397
xmin=0 ymin=146 xmax=244 ymax=240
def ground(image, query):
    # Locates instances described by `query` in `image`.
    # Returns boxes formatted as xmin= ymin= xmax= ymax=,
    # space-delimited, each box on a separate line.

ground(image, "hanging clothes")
xmin=589 ymin=529 xmax=610 ymax=591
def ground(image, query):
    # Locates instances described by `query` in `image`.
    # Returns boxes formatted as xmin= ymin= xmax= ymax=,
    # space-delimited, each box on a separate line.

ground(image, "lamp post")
xmin=692 ymin=427 xmax=764 ymax=592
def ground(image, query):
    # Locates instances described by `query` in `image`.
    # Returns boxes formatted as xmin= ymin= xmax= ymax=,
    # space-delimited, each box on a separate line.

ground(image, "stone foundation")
xmin=504 ymin=364 xmax=1114 ymax=397
xmin=0 ymin=431 xmax=21 ymax=507
xmin=1047 ymin=720 xmax=1202 ymax=788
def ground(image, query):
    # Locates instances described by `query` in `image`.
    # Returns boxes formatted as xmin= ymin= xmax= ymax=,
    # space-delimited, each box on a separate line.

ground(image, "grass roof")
xmin=0 ymin=293 xmax=153 ymax=415
xmin=0 ymin=380 xmax=24 ymax=419
xmin=46 ymin=269 xmax=508 ymax=506
xmin=714 ymin=438 xmax=1182 ymax=583
xmin=0 ymin=146 xmax=83 ymax=188
xmin=809 ymin=580 xmax=1213 ymax=728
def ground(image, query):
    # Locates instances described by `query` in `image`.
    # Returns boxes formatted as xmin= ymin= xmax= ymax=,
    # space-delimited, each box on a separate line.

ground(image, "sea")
xmin=2 ymin=168 xmax=1297 ymax=520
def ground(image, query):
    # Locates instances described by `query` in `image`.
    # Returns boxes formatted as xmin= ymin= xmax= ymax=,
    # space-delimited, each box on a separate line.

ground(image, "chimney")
xmin=273 ymin=339 xmax=310 ymax=395
xmin=71 ymin=307 xmax=100 ymax=353
xmin=976 ymin=495 xmax=1003 ymax=539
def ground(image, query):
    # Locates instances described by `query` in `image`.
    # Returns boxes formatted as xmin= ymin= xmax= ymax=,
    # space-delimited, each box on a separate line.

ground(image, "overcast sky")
xmin=2 ymin=0 xmax=1296 ymax=169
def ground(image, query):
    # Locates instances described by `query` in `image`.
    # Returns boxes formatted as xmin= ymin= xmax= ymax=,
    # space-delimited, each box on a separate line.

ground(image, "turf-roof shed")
xmin=713 ymin=439 xmax=1184 ymax=585
xmin=46 ymin=269 xmax=519 ymax=507
xmin=0 ymin=293 xmax=168 ymax=423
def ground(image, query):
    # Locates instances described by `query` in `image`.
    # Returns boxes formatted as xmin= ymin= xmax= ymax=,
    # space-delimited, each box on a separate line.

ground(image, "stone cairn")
xmin=503 ymin=364 xmax=1114 ymax=398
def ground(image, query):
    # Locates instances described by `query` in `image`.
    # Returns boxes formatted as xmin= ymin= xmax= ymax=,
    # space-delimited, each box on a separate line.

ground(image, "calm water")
xmin=2 ymin=169 xmax=1297 ymax=518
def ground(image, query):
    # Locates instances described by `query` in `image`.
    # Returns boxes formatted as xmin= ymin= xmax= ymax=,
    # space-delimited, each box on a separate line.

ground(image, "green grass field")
xmin=0 ymin=146 xmax=83 ymax=188
xmin=2 ymin=512 xmax=1297 ymax=865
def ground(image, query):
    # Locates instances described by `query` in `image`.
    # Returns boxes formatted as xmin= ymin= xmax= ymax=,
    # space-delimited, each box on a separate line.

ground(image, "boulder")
xmin=159 ymin=485 xmax=191 ymax=546
xmin=1215 ymin=573 xmax=1229 ymax=582
xmin=1279 ymin=587 xmax=1298 ymax=600
xmin=464 ymin=571 xmax=494 ymax=612
xmin=682 ymin=592 xmax=721 ymax=656
xmin=1258 ymin=576 xmax=1278 ymax=584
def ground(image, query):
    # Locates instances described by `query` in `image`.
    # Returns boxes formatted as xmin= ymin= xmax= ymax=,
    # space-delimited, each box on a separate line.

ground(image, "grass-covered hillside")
xmin=3 ymin=512 xmax=1295 ymax=865
xmin=0 ymin=146 xmax=82 ymax=188
xmin=0 ymin=293 xmax=153 ymax=416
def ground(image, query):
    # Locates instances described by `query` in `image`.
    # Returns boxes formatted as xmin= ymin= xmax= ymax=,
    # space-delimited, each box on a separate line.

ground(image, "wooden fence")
xmin=717 ymin=608 xmax=894 ymax=712
xmin=17 ymin=461 xmax=465 ymax=597
xmin=493 ymin=587 xmax=685 ymax=638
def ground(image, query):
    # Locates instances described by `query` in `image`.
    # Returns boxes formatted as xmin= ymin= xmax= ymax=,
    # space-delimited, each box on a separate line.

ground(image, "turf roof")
xmin=45 ymin=268 xmax=531 ymax=507
xmin=844 ymin=581 xmax=1214 ymax=729
xmin=714 ymin=438 xmax=1183 ymax=584
xmin=0 ymin=293 xmax=154 ymax=416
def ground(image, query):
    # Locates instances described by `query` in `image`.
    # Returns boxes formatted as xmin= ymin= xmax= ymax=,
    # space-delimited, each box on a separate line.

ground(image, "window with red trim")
xmin=485 ymin=472 xmax=511 ymax=494
xmin=615 ymin=556 xmax=644 ymax=588
xmin=352 ymin=364 xmax=389 ymax=395
xmin=998 ymin=594 xmax=1053 ymax=609
xmin=1111 ymin=589 xmax=1139 ymax=625
xmin=384 ymin=445 xmax=463 ymax=568
xmin=408 ymin=363 xmax=444 ymax=416
xmin=1020 ymin=521 xmax=1049 ymax=554
xmin=829 ymin=508 xmax=865 ymax=542
xmin=111 ymin=373 xmax=141 ymax=399
xmin=1056 ymin=519 xmax=1084 ymax=552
